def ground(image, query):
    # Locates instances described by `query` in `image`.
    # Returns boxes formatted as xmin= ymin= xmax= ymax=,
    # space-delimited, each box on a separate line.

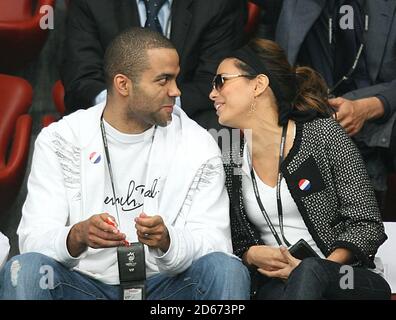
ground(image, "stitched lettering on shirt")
xmin=104 ymin=179 xmax=160 ymax=212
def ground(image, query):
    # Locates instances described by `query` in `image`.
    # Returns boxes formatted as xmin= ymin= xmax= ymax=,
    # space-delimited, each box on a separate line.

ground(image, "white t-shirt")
xmin=241 ymin=143 xmax=324 ymax=258
xmin=102 ymin=120 xmax=161 ymax=243
xmin=77 ymin=121 xmax=163 ymax=282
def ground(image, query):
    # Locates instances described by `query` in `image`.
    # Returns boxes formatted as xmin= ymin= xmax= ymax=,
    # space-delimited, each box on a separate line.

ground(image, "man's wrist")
xmin=158 ymin=228 xmax=171 ymax=252
xmin=356 ymin=97 xmax=384 ymax=120
xmin=67 ymin=222 xmax=87 ymax=257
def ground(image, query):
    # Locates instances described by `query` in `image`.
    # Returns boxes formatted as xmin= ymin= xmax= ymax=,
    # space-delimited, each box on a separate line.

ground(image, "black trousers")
xmin=254 ymin=258 xmax=391 ymax=300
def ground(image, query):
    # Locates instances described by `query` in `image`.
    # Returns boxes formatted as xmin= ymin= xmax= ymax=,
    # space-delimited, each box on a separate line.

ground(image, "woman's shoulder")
xmin=302 ymin=117 xmax=348 ymax=140
xmin=300 ymin=117 xmax=358 ymax=160
xmin=303 ymin=117 xmax=340 ymax=130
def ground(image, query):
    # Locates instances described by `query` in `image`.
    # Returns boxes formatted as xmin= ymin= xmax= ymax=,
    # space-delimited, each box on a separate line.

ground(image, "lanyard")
xmin=328 ymin=43 xmax=364 ymax=96
xmin=328 ymin=0 xmax=369 ymax=96
xmin=100 ymin=115 xmax=157 ymax=231
xmin=246 ymin=123 xmax=291 ymax=247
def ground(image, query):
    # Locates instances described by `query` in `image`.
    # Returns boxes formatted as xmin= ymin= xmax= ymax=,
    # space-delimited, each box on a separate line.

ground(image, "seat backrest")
xmin=0 ymin=0 xmax=33 ymax=22
xmin=245 ymin=1 xmax=261 ymax=36
xmin=0 ymin=0 xmax=56 ymax=72
xmin=52 ymin=80 xmax=66 ymax=115
xmin=0 ymin=74 xmax=32 ymax=167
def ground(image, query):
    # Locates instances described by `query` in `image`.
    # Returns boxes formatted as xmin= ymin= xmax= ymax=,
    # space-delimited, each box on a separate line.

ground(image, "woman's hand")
xmin=244 ymin=245 xmax=289 ymax=271
xmin=257 ymin=246 xmax=301 ymax=280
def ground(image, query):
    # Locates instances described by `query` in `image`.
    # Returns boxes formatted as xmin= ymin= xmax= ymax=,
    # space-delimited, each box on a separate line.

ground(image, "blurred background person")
xmin=61 ymin=0 xmax=247 ymax=131
xmin=251 ymin=0 xmax=396 ymax=211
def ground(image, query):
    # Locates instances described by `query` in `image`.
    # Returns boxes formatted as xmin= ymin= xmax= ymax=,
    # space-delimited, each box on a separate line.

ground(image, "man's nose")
xmin=169 ymin=81 xmax=181 ymax=97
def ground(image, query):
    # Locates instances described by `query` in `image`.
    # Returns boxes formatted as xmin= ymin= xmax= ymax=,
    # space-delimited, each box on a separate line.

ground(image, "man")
xmin=61 ymin=0 xmax=247 ymax=130
xmin=253 ymin=0 xmax=396 ymax=201
xmin=0 ymin=232 xmax=9 ymax=271
xmin=0 ymin=28 xmax=250 ymax=300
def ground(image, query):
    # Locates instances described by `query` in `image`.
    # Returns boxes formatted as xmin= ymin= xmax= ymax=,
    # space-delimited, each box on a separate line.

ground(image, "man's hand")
xmin=329 ymin=97 xmax=384 ymax=136
xmin=67 ymin=213 xmax=127 ymax=257
xmin=257 ymin=246 xmax=301 ymax=280
xmin=135 ymin=212 xmax=170 ymax=252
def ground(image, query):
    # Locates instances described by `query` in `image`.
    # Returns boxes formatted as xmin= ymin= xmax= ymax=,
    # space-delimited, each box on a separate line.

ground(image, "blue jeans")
xmin=255 ymin=257 xmax=391 ymax=300
xmin=0 ymin=252 xmax=250 ymax=300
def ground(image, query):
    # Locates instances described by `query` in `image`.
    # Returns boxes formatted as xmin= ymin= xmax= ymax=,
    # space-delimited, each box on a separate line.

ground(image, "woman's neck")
xmin=243 ymin=101 xmax=284 ymax=158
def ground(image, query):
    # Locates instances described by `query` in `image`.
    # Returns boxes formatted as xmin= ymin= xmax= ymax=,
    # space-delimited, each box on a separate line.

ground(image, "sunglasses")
xmin=212 ymin=74 xmax=257 ymax=91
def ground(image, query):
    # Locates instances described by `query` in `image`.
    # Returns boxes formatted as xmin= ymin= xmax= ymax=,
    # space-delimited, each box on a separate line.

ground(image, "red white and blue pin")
xmin=298 ymin=179 xmax=311 ymax=191
xmin=89 ymin=152 xmax=101 ymax=164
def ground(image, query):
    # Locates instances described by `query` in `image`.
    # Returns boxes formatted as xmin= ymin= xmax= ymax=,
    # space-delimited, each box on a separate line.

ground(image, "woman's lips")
xmin=214 ymin=103 xmax=224 ymax=113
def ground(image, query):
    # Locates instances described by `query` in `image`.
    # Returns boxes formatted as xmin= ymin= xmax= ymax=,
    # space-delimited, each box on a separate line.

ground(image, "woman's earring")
xmin=248 ymin=97 xmax=257 ymax=114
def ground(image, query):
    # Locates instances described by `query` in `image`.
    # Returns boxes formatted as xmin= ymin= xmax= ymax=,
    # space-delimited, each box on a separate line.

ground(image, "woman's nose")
xmin=209 ymin=87 xmax=218 ymax=101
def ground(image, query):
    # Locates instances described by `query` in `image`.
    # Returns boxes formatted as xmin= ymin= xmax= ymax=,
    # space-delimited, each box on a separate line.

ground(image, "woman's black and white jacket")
xmin=223 ymin=118 xmax=387 ymax=268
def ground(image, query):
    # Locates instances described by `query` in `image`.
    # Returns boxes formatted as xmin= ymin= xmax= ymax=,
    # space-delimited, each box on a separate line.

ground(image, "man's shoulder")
xmin=39 ymin=104 xmax=103 ymax=145
xmin=175 ymin=107 xmax=221 ymax=157
xmin=178 ymin=108 xmax=216 ymax=137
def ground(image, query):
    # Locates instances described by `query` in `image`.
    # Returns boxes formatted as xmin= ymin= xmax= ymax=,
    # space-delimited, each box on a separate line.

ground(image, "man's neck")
xmin=103 ymin=102 xmax=152 ymax=134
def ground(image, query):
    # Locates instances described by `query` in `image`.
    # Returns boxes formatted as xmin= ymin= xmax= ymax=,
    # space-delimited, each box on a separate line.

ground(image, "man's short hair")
xmin=104 ymin=27 xmax=175 ymax=91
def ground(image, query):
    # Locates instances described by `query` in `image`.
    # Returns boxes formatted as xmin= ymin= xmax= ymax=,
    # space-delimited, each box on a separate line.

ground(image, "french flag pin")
xmin=89 ymin=152 xmax=101 ymax=164
xmin=298 ymin=179 xmax=311 ymax=191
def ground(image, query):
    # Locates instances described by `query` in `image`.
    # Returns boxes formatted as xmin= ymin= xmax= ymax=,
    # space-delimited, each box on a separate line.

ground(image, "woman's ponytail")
xmin=237 ymin=39 xmax=334 ymax=121
xmin=293 ymin=66 xmax=333 ymax=116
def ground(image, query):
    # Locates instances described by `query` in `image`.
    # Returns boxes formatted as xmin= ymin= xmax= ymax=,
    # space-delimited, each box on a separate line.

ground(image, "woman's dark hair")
xmin=234 ymin=39 xmax=334 ymax=122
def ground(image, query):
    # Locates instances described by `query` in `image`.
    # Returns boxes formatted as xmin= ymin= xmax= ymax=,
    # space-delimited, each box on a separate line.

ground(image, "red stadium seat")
xmin=0 ymin=74 xmax=33 ymax=212
xmin=42 ymin=80 xmax=65 ymax=127
xmin=245 ymin=1 xmax=261 ymax=37
xmin=52 ymin=79 xmax=66 ymax=115
xmin=0 ymin=0 xmax=56 ymax=72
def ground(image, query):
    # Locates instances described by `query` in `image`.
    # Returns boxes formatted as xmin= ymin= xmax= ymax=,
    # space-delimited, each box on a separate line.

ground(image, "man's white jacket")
xmin=18 ymin=103 xmax=232 ymax=284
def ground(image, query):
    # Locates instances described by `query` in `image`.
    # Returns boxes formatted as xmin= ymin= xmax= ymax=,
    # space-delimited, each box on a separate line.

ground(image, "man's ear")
xmin=113 ymin=74 xmax=131 ymax=97
xmin=254 ymin=74 xmax=269 ymax=97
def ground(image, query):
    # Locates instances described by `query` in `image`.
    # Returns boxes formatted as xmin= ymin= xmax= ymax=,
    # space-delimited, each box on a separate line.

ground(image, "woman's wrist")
xmin=327 ymin=248 xmax=352 ymax=264
xmin=243 ymin=245 xmax=260 ymax=266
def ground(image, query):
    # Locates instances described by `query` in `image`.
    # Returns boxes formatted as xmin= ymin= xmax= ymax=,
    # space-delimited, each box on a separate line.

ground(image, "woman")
xmin=209 ymin=39 xmax=391 ymax=299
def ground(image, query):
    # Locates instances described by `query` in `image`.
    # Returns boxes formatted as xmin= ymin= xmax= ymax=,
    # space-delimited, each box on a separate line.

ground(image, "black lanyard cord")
xmin=100 ymin=116 xmax=122 ymax=229
xmin=328 ymin=0 xmax=368 ymax=96
xmin=100 ymin=115 xmax=157 ymax=231
xmin=247 ymin=123 xmax=292 ymax=247
xmin=276 ymin=124 xmax=291 ymax=247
